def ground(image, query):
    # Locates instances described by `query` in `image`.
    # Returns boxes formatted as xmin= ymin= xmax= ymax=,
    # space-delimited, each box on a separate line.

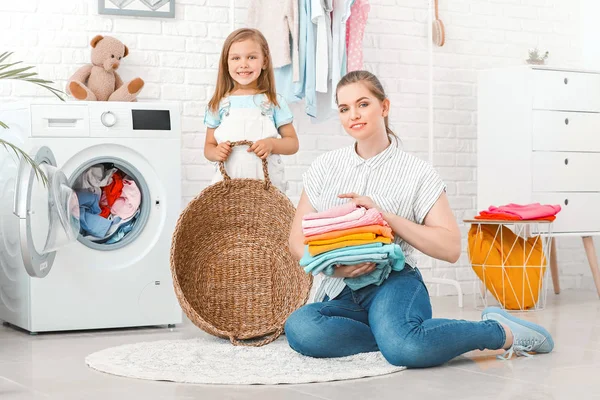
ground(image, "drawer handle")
xmin=564 ymin=158 xmax=569 ymax=165
xmin=564 ymin=199 xmax=569 ymax=206
xmin=564 ymin=77 xmax=568 ymax=84
xmin=565 ymin=118 xmax=569 ymax=125
xmin=47 ymin=118 xmax=78 ymax=128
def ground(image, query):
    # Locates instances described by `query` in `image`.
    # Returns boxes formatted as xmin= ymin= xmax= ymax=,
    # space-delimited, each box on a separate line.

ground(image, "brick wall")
xmin=1 ymin=0 xmax=595 ymax=296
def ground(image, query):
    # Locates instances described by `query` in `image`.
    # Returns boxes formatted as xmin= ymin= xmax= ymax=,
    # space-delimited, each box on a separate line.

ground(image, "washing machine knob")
xmin=101 ymin=111 xmax=117 ymax=127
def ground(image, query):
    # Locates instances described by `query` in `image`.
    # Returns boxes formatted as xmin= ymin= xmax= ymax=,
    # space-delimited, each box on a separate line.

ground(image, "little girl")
xmin=204 ymin=28 xmax=299 ymax=193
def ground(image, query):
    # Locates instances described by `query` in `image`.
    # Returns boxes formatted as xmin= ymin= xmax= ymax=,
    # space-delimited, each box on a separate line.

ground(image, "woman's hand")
xmin=331 ymin=262 xmax=377 ymax=278
xmin=248 ymin=138 xmax=274 ymax=159
xmin=338 ymin=193 xmax=381 ymax=212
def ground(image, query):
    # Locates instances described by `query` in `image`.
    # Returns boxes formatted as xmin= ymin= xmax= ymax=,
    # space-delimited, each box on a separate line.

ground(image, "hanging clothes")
xmin=313 ymin=0 xmax=333 ymax=93
xmin=330 ymin=0 xmax=355 ymax=109
xmin=293 ymin=0 xmax=318 ymax=117
xmin=249 ymin=0 xmax=369 ymax=118
xmin=274 ymin=65 xmax=301 ymax=104
xmin=345 ymin=0 xmax=370 ymax=72
xmin=247 ymin=0 xmax=300 ymax=81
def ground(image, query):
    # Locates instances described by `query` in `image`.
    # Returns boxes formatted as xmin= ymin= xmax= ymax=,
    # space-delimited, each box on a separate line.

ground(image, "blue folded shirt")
xmin=299 ymin=243 xmax=406 ymax=291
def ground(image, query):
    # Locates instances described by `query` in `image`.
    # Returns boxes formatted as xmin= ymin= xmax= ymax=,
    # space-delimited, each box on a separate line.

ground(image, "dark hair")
xmin=335 ymin=70 xmax=398 ymax=142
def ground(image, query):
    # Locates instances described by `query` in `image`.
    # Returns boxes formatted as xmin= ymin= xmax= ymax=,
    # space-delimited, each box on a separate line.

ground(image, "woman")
xmin=284 ymin=70 xmax=554 ymax=368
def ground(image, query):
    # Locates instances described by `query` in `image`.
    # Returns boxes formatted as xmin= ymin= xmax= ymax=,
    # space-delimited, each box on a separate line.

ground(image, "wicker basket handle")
xmin=228 ymin=326 xmax=284 ymax=347
xmin=218 ymin=140 xmax=271 ymax=190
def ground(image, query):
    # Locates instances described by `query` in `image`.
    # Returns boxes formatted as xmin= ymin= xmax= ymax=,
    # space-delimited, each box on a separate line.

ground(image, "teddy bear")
xmin=66 ymin=35 xmax=144 ymax=102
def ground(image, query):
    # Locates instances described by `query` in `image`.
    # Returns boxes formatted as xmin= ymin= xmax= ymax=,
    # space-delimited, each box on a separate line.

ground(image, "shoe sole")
xmin=482 ymin=306 xmax=554 ymax=352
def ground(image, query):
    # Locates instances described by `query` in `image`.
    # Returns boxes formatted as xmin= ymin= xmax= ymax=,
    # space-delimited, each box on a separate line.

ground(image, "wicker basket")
xmin=170 ymin=140 xmax=312 ymax=346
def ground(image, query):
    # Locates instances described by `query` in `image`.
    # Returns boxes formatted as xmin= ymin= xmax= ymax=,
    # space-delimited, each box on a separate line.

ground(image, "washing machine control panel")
xmin=27 ymin=103 xmax=179 ymax=139
xmin=89 ymin=103 xmax=178 ymax=138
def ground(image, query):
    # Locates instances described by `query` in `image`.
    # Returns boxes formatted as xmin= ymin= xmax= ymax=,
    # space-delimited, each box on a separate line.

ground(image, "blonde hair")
xmin=208 ymin=28 xmax=279 ymax=112
xmin=335 ymin=70 xmax=399 ymax=141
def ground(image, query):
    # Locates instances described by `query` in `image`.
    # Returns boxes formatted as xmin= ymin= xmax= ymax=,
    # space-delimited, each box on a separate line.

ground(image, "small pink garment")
xmin=303 ymin=202 xmax=358 ymax=221
xmin=303 ymin=208 xmax=389 ymax=237
xmin=302 ymin=207 xmax=366 ymax=229
xmin=69 ymin=192 xmax=80 ymax=219
xmin=100 ymin=192 xmax=107 ymax=208
xmin=110 ymin=179 xmax=141 ymax=220
xmin=486 ymin=203 xmax=561 ymax=220
xmin=346 ymin=0 xmax=370 ymax=73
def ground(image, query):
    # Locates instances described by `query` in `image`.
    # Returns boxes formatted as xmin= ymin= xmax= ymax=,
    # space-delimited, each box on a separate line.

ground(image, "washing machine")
xmin=0 ymin=101 xmax=182 ymax=333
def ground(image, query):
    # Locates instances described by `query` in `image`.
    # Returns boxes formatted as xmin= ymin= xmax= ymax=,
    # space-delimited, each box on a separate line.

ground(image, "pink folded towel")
xmin=302 ymin=208 xmax=366 ymax=229
xmin=303 ymin=208 xmax=389 ymax=237
xmin=486 ymin=203 xmax=561 ymax=220
xmin=303 ymin=202 xmax=358 ymax=221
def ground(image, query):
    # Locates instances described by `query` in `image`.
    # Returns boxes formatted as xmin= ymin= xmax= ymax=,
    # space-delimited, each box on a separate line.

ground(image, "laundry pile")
xmin=299 ymin=202 xmax=405 ymax=290
xmin=247 ymin=0 xmax=371 ymax=119
xmin=73 ymin=164 xmax=141 ymax=244
xmin=474 ymin=203 xmax=561 ymax=221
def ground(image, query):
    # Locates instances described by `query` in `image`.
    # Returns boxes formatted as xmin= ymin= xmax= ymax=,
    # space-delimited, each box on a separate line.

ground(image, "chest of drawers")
xmin=477 ymin=66 xmax=600 ymax=297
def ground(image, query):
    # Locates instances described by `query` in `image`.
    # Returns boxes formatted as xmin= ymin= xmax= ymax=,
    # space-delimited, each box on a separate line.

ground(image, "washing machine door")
xmin=12 ymin=146 xmax=80 ymax=278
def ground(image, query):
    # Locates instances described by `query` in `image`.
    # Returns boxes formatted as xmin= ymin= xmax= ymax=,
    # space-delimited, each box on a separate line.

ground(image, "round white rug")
xmin=85 ymin=335 xmax=405 ymax=385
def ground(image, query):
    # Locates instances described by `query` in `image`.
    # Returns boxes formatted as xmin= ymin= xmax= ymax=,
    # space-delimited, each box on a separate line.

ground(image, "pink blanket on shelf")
xmin=303 ymin=208 xmax=389 ymax=237
xmin=485 ymin=203 xmax=561 ymax=220
xmin=303 ymin=202 xmax=358 ymax=221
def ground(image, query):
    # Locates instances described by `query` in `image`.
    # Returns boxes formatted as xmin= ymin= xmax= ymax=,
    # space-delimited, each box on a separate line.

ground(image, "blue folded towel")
xmin=299 ymin=243 xmax=406 ymax=290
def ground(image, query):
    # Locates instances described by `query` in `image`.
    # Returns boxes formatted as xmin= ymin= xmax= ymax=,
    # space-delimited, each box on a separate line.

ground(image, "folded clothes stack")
xmin=474 ymin=203 xmax=561 ymax=221
xmin=300 ymin=202 xmax=405 ymax=290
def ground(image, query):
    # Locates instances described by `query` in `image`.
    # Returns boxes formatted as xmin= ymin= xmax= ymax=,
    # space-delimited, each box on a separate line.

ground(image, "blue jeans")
xmin=284 ymin=266 xmax=506 ymax=368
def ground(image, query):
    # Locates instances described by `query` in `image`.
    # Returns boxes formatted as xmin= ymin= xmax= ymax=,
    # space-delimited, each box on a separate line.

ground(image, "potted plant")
xmin=0 ymin=51 xmax=65 ymax=185
xmin=526 ymin=48 xmax=549 ymax=65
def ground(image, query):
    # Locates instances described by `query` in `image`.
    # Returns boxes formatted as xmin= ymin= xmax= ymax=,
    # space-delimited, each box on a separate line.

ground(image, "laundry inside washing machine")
xmin=72 ymin=163 xmax=143 ymax=245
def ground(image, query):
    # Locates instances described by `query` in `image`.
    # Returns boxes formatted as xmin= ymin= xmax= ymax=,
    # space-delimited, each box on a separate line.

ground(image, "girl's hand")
xmin=215 ymin=141 xmax=232 ymax=162
xmin=332 ymin=262 xmax=377 ymax=278
xmin=338 ymin=193 xmax=382 ymax=212
xmin=248 ymin=138 xmax=274 ymax=159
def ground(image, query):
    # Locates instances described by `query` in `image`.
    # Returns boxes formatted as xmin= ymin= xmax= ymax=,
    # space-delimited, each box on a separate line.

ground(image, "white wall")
xmin=580 ymin=0 xmax=600 ymax=70
xmin=0 ymin=0 xmax=595 ymax=296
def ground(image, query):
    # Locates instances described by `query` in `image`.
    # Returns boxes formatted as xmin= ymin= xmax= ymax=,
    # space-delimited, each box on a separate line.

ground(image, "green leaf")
xmin=0 ymin=52 xmax=14 ymax=64
xmin=0 ymin=66 xmax=35 ymax=79
xmin=0 ymin=61 xmax=22 ymax=72
xmin=0 ymin=139 xmax=48 ymax=186
xmin=0 ymin=120 xmax=8 ymax=128
xmin=10 ymin=73 xmax=39 ymax=80
xmin=0 ymin=51 xmax=66 ymax=104
xmin=24 ymin=78 xmax=53 ymax=84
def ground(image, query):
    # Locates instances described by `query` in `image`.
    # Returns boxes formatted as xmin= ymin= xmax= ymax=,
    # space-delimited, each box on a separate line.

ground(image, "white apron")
xmin=211 ymin=97 xmax=288 ymax=193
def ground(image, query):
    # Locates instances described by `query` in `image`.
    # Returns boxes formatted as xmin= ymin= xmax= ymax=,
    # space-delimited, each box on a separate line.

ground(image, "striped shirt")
xmin=302 ymin=140 xmax=446 ymax=302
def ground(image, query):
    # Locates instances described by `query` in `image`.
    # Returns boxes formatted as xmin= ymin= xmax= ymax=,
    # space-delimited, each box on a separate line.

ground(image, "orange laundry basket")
xmin=467 ymin=222 xmax=548 ymax=310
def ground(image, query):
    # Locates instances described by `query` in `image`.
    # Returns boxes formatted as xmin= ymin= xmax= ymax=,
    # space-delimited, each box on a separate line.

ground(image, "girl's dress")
xmin=204 ymin=94 xmax=293 ymax=193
